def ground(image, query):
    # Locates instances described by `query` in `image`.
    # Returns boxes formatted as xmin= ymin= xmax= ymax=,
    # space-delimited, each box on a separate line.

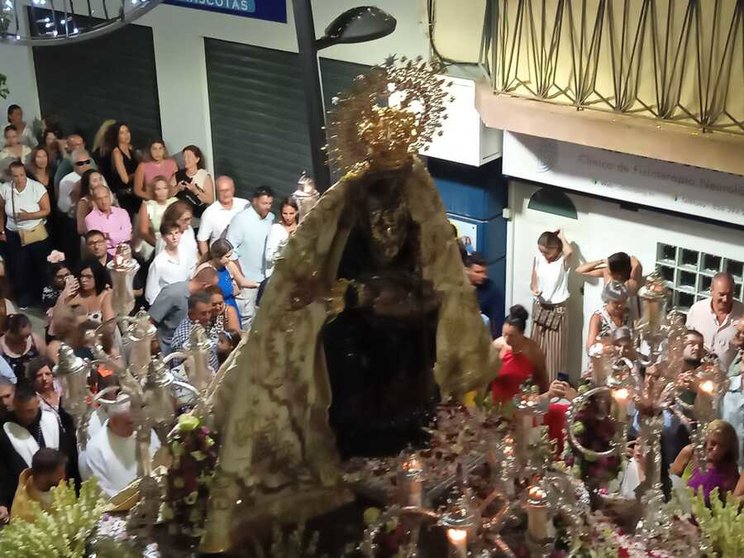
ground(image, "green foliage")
xmin=0 ymin=479 xmax=106 ymax=558
xmin=691 ymin=487 xmax=744 ymax=557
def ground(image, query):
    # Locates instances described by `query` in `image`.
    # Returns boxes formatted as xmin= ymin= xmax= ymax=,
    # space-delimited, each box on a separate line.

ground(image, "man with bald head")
xmin=196 ymin=175 xmax=248 ymax=255
xmin=686 ymin=272 xmax=744 ymax=370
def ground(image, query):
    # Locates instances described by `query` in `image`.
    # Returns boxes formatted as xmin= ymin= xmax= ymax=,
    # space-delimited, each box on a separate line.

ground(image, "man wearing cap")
xmin=82 ymin=395 xmax=160 ymax=497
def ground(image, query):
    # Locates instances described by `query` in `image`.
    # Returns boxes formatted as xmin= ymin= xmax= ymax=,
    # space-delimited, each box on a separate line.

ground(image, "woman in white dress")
xmin=264 ymin=198 xmax=299 ymax=278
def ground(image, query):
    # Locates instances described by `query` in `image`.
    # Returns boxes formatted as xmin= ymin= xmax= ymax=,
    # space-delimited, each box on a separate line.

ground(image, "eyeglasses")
xmin=55 ymin=272 xmax=71 ymax=280
xmin=74 ymin=159 xmax=92 ymax=167
xmin=86 ymin=238 xmax=105 ymax=246
xmin=79 ymin=273 xmax=94 ymax=279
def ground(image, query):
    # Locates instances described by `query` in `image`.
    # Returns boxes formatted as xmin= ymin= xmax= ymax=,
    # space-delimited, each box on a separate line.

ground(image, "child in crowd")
xmin=530 ymin=229 xmax=572 ymax=381
xmin=145 ymin=221 xmax=190 ymax=305
xmin=670 ymin=419 xmax=739 ymax=505
xmin=217 ymin=329 xmax=241 ymax=365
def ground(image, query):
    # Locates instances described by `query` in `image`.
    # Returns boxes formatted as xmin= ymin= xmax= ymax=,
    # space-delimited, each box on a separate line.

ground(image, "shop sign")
xmin=164 ymin=0 xmax=287 ymax=22
xmin=503 ymin=132 xmax=744 ymax=228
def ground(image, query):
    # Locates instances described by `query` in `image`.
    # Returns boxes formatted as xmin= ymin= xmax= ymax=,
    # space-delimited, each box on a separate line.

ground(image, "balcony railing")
xmin=472 ymin=0 xmax=744 ymax=135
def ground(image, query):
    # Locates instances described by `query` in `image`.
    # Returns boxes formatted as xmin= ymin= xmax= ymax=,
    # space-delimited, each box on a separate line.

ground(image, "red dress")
xmin=491 ymin=350 xmax=533 ymax=403
xmin=491 ymin=349 xmax=568 ymax=455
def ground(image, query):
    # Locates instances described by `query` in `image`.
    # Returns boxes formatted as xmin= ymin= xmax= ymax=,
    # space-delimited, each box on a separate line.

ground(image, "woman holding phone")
xmin=171 ymin=145 xmax=214 ymax=221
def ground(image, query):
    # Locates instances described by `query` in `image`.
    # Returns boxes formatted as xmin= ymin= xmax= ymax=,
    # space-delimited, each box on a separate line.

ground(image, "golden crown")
xmin=326 ymin=56 xmax=451 ymax=175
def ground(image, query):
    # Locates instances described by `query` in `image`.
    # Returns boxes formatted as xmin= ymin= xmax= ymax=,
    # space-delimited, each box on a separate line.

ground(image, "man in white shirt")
xmin=197 ymin=176 xmax=248 ymax=255
xmin=686 ymin=272 xmax=744 ymax=371
xmin=57 ymin=149 xmax=92 ymax=217
xmin=83 ymin=395 xmax=161 ymax=498
xmin=57 ymin=149 xmax=93 ymax=263
xmin=0 ymin=161 xmax=51 ymax=308
xmin=146 ymin=221 xmax=193 ymax=304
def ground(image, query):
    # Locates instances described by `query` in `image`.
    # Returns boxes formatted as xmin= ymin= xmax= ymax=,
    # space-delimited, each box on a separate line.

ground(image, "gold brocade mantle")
xmin=199 ymin=158 xmax=498 ymax=552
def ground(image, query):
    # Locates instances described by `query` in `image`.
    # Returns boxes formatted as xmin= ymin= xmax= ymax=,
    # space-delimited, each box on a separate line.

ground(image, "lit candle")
xmin=399 ymin=456 xmax=424 ymax=507
xmin=696 ymin=379 xmax=716 ymax=420
xmin=526 ymin=487 xmax=551 ymax=541
xmin=447 ymin=528 xmax=468 ymax=558
xmin=612 ymin=387 xmax=630 ymax=423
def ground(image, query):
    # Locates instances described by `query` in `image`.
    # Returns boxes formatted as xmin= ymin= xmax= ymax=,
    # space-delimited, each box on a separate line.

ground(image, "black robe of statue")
xmin=323 ymin=172 xmax=440 ymax=459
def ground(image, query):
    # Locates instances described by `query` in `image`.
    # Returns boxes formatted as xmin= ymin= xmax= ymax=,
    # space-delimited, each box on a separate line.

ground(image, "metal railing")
xmin=473 ymin=0 xmax=744 ymax=135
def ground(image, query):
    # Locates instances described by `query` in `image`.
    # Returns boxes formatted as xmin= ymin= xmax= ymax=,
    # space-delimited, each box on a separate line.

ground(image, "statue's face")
xmin=368 ymin=205 xmax=408 ymax=262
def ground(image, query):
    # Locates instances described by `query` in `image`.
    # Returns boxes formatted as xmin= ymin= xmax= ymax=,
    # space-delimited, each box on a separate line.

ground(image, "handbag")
xmin=11 ymin=181 xmax=49 ymax=247
xmin=533 ymin=304 xmax=563 ymax=331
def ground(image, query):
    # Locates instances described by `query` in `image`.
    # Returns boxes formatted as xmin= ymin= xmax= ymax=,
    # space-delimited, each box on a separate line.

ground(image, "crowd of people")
xmin=465 ymin=229 xmax=744 ymax=504
xmin=1 ymin=101 xmax=744 ymax=524
xmin=0 ymin=106 xmax=301 ymax=521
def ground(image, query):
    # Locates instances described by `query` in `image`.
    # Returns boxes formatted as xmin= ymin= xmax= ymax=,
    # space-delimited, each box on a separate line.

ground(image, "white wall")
xmin=0 ymin=42 xmax=40 ymax=124
xmin=506 ymin=180 xmax=744 ymax=379
xmin=2 ymin=0 xmax=429 ymax=171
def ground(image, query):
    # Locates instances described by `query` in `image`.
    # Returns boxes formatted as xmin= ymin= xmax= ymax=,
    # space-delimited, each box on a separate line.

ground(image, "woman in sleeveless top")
xmin=54 ymin=260 xmax=114 ymax=328
xmin=171 ymin=145 xmax=214 ymax=219
xmin=136 ymin=175 xmax=177 ymax=260
xmin=0 ymin=314 xmax=46 ymax=381
xmin=133 ymin=139 xmax=178 ymax=200
xmin=206 ymin=286 xmax=240 ymax=336
xmin=530 ymin=230 xmax=572 ymax=381
xmin=586 ymin=280 xmax=630 ymax=351
xmin=106 ymin=122 xmax=140 ymax=218
xmin=194 ymin=238 xmax=256 ymax=325
xmin=492 ymin=305 xmax=576 ymax=455
xmin=76 ymin=170 xmax=111 ymax=235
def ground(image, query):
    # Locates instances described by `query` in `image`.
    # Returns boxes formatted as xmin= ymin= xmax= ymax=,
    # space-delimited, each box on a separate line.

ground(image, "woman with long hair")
xmin=136 ymin=175 xmax=177 ymax=259
xmin=75 ymin=169 xmax=110 ymax=235
xmin=264 ymin=197 xmax=298 ymax=278
xmin=104 ymin=121 xmax=140 ymax=217
xmin=206 ymin=286 xmax=241 ymax=335
xmin=195 ymin=238 xmax=256 ymax=323
xmin=171 ymin=144 xmax=214 ymax=218
xmin=133 ymin=139 xmax=178 ymax=200
xmin=54 ymin=259 xmax=114 ymax=325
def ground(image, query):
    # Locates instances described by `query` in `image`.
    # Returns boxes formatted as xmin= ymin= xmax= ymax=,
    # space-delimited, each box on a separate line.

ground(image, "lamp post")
xmin=292 ymin=2 xmax=396 ymax=190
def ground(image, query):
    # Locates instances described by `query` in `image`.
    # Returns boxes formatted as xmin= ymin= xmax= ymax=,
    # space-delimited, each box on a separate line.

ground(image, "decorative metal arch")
xmin=476 ymin=0 xmax=744 ymax=135
xmin=0 ymin=0 xmax=162 ymax=45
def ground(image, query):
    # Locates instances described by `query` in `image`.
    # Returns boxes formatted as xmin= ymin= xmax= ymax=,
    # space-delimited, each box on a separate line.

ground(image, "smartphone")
xmin=557 ymin=372 xmax=569 ymax=383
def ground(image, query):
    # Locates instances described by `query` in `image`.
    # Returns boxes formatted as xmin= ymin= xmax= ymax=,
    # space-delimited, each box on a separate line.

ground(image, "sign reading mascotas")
xmin=164 ymin=0 xmax=287 ymax=22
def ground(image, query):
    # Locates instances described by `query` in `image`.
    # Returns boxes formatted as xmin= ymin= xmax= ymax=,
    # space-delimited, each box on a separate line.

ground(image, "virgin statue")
xmin=198 ymin=59 xmax=498 ymax=552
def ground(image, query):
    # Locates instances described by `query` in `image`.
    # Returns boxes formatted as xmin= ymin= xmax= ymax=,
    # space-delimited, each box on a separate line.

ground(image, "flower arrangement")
xmin=691 ymin=487 xmax=744 ymax=557
xmin=0 ymin=478 xmax=105 ymax=558
xmin=162 ymin=413 xmax=219 ymax=540
xmin=564 ymin=384 xmax=621 ymax=489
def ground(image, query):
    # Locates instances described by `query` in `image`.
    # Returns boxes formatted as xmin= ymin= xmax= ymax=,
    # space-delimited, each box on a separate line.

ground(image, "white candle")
xmin=526 ymin=487 xmax=551 ymax=541
xmin=447 ymin=528 xmax=468 ymax=558
xmin=612 ymin=388 xmax=630 ymax=423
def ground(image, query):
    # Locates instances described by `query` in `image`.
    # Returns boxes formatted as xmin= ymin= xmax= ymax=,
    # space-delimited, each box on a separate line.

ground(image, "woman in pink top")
xmin=133 ymin=139 xmax=178 ymax=200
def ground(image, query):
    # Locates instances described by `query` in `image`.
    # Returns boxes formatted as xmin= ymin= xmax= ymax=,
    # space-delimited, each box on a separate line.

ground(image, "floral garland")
xmin=0 ymin=479 xmax=105 ymax=558
xmin=162 ymin=413 xmax=219 ymax=540
xmin=564 ymin=383 xmax=622 ymax=489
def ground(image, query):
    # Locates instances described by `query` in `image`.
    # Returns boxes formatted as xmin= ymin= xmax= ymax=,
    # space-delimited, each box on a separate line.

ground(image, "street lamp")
xmin=292 ymin=2 xmax=397 ymax=190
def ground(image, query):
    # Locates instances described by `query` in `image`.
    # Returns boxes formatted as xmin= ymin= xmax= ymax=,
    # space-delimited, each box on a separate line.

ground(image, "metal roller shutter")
xmin=204 ymin=38 xmax=367 ymax=200
xmin=31 ymin=14 xmax=162 ymax=148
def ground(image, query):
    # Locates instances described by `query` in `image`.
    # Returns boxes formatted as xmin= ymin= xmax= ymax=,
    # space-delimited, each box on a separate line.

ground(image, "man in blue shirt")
xmin=466 ymin=252 xmax=502 ymax=338
xmin=227 ymin=186 xmax=275 ymax=329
